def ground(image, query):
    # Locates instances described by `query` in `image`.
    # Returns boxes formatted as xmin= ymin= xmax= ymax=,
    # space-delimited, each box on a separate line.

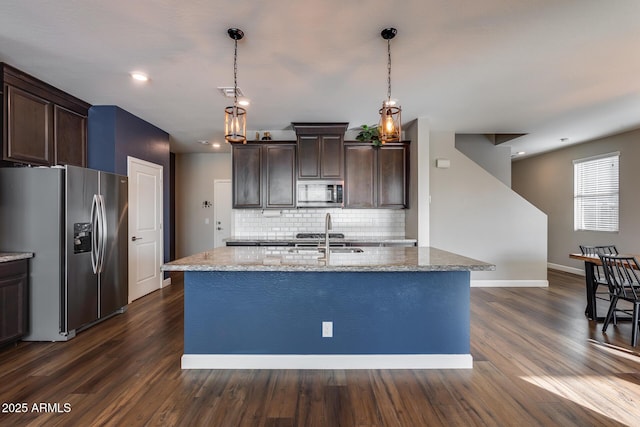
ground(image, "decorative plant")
xmin=355 ymin=124 xmax=382 ymax=147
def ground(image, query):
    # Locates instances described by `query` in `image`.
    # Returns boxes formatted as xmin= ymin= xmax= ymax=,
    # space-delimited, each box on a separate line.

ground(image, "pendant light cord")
xmin=233 ymin=38 xmax=239 ymax=107
xmin=387 ymin=38 xmax=392 ymax=102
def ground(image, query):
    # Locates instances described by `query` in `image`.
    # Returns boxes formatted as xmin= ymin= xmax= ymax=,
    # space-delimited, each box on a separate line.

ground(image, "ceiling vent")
xmin=217 ymin=87 xmax=244 ymax=98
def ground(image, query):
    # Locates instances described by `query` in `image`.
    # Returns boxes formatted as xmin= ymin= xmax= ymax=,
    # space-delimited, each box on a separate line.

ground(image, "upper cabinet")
xmin=292 ymin=122 xmax=348 ymax=180
xmin=344 ymin=142 xmax=409 ymax=209
xmin=1 ymin=63 xmax=90 ymax=167
xmin=232 ymin=142 xmax=297 ymax=209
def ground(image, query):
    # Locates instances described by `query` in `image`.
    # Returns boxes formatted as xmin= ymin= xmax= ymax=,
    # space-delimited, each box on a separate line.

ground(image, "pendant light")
xmin=378 ymin=27 xmax=401 ymax=143
xmin=224 ymin=28 xmax=247 ymax=143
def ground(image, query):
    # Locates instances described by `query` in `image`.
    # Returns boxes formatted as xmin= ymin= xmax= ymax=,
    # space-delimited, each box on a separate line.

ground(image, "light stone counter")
xmin=0 ymin=252 xmax=34 ymax=263
xmin=162 ymin=246 xmax=494 ymax=272
xmin=224 ymin=237 xmax=418 ymax=246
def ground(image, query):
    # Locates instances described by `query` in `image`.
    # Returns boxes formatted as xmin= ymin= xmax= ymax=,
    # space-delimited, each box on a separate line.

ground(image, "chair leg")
xmin=633 ymin=304 xmax=640 ymax=347
xmin=602 ymin=296 xmax=618 ymax=333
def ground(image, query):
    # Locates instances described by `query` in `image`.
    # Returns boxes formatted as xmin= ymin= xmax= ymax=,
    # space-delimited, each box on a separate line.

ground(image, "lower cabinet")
xmin=0 ymin=260 xmax=28 ymax=347
xmin=232 ymin=143 xmax=296 ymax=209
xmin=344 ymin=142 xmax=408 ymax=209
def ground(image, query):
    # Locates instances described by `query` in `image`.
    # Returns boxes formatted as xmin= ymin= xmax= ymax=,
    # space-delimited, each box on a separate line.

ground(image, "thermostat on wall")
xmin=436 ymin=158 xmax=451 ymax=169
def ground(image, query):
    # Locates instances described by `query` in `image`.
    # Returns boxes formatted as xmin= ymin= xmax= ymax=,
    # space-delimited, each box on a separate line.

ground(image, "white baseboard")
xmin=181 ymin=354 xmax=473 ymax=370
xmin=162 ymin=277 xmax=172 ymax=288
xmin=471 ymin=279 xmax=548 ymax=288
xmin=548 ymin=263 xmax=584 ymax=276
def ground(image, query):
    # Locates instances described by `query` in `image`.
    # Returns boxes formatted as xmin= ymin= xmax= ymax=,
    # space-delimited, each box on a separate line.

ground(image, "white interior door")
xmin=128 ymin=156 xmax=163 ymax=302
xmin=214 ymin=180 xmax=232 ymax=248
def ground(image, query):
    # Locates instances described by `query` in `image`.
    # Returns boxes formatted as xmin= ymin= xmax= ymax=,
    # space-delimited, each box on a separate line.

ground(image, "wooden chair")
xmin=599 ymin=254 xmax=640 ymax=346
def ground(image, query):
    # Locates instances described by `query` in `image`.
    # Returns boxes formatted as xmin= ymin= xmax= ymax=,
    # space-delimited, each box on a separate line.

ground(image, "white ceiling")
xmin=1 ymin=1 xmax=639 ymax=158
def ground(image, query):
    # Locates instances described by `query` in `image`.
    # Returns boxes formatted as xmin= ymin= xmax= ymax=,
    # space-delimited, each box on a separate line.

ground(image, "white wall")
xmin=455 ymin=134 xmax=512 ymax=187
xmin=175 ymin=152 xmax=232 ymax=257
xmin=429 ymin=129 xmax=548 ymax=286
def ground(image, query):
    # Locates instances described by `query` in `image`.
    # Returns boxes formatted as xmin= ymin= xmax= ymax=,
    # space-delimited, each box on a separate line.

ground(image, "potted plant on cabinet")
xmin=355 ymin=124 xmax=382 ymax=147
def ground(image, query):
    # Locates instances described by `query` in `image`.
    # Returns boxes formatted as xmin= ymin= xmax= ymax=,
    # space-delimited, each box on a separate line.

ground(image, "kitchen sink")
xmin=328 ymin=247 xmax=364 ymax=254
xmin=288 ymin=247 xmax=363 ymax=254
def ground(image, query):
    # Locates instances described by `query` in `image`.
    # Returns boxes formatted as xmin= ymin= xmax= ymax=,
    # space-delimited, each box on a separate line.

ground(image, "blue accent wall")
xmin=184 ymin=271 xmax=470 ymax=355
xmin=88 ymin=105 xmax=171 ymax=262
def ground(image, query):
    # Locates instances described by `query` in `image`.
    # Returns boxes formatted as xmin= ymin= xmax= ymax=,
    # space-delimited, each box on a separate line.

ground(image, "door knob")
xmin=131 ymin=236 xmax=143 ymax=241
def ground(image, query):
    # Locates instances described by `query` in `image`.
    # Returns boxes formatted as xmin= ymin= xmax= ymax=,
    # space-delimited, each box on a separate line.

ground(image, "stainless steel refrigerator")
xmin=0 ymin=165 xmax=128 ymax=341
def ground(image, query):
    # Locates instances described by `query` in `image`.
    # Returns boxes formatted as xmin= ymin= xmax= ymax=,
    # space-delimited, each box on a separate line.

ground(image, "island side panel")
xmin=184 ymin=270 xmax=470 ymax=355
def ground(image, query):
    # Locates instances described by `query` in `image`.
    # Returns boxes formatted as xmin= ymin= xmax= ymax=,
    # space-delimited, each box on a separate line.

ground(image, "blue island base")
xmin=182 ymin=270 xmax=472 ymax=369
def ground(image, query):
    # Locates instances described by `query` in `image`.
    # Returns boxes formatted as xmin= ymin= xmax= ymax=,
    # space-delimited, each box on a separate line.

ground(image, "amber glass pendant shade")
xmin=378 ymin=103 xmax=401 ymax=143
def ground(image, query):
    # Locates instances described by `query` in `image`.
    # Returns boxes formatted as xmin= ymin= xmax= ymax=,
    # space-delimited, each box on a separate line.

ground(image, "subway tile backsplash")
xmin=233 ymin=209 xmax=405 ymax=239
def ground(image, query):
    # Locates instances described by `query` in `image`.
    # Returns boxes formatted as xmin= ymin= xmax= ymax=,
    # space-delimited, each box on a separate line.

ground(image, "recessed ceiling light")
xmin=212 ymin=143 xmax=221 ymax=148
xmin=198 ymin=140 xmax=210 ymax=145
xmin=237 ymin=97 xmax=250 ymax=107
xmin=517 ymin=151 xmax=526 ymax=156
xmin=131 ymin=71 xmax=149 ymax=82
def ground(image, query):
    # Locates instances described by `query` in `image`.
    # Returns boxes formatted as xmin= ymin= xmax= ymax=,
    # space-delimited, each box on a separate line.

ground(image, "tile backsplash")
xmin=233 ymin=208 xmax=405 ymax=239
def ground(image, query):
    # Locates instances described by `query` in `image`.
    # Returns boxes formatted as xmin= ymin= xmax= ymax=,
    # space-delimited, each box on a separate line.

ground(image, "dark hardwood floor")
xmin=1 ymin=270 xmax=639 ymax=426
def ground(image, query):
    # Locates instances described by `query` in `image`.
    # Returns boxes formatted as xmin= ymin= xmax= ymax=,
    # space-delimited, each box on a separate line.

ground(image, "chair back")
xmin=599 ymin=255 xmax=640 ymax=300
xmin=579 ymin=245 xmax=619 ymax=256
xmin=581 ymin=245 xmax=619 ymax=284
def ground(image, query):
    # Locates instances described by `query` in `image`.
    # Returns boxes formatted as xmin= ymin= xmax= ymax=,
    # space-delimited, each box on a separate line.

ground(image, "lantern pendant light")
xmin=224 ymin=28 xmax=247 ymax=143
xmin=378 ymin=27 xmax=401 ymax=144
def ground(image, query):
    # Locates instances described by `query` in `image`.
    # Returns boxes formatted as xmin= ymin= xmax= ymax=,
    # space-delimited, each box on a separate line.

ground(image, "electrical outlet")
xmin=322 ymin=321 xmax=333 ymax=338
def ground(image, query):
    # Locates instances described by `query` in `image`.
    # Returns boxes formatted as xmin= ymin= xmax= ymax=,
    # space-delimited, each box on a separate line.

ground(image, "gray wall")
xmin=455 ymin=134 xmax=512 ymax=187
xmin=175 ymin=152 xmax=232 ymax=257
xmin=512 ymin=127 xmax=640 ymax=271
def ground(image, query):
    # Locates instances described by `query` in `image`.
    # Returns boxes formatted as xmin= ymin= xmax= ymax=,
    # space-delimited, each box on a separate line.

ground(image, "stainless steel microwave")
xmin=297 ymin=181 xmax=343 ymax=207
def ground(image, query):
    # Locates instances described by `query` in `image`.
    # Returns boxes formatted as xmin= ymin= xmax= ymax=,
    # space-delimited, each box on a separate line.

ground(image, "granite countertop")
xmin=162 ymin=246 xmax=494 ymax=273
xmin=0 ymin=252 xmax=34 ymax=263
xmin=225 ymin=237 xmax=418 ymax=246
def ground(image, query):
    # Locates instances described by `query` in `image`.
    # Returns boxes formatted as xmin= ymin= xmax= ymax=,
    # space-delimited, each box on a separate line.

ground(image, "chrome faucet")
xmin=324 ymin=212 xmax=332 ymax=251
xmin=320 ymin=213 xmax=332 ymax=263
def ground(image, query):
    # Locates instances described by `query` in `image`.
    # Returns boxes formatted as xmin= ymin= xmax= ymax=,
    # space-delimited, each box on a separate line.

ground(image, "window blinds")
xmin=573 ymin=153 xmax=619 ymax=232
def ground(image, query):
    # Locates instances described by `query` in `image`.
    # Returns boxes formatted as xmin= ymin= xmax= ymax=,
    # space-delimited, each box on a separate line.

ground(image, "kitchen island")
xmin=162 ymin=246 xmax=493 ymax=369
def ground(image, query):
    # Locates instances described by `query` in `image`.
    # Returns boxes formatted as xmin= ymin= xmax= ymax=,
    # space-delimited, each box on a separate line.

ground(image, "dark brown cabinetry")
xmin=344 ymin=142 xmax=409 ymax=209
xmin=0 ymin=260 xmax=28 ymax=347
xmin=232 ymin=145 xmax=262 ymax=208
xmin=1 ymin=63 xmax=90 ymax=167
xmin=344 ymin=145 xmax=376 ymax=208
xmin=292 ymin=123 xmax=347 ymax=180
xmin=54 ymin=105 xmax=87 ymax=166
xmin=232 ymin=143 xmax=296 ymax=209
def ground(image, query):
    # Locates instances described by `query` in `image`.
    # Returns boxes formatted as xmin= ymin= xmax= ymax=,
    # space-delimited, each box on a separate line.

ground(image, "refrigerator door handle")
xmin=98 ymin=194 xmax=108 ymax=273
xmin=90 ymin=194 xmax=99 ymax=274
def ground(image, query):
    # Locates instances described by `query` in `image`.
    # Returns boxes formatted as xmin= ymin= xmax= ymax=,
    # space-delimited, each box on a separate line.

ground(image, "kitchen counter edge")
xmin=162 ymin=246 xmax=494 ymax=273
xmin=0 ymin=252 xmax=34 ymax=263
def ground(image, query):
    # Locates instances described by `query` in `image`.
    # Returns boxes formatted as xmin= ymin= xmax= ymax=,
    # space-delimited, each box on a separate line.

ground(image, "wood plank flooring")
xmin=1 ymin=270 xmax=639 ymax=426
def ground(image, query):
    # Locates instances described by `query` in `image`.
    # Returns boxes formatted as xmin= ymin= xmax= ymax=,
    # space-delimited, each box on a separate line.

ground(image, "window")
xmin=574 ymin=152 xmax=619 ymax=232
